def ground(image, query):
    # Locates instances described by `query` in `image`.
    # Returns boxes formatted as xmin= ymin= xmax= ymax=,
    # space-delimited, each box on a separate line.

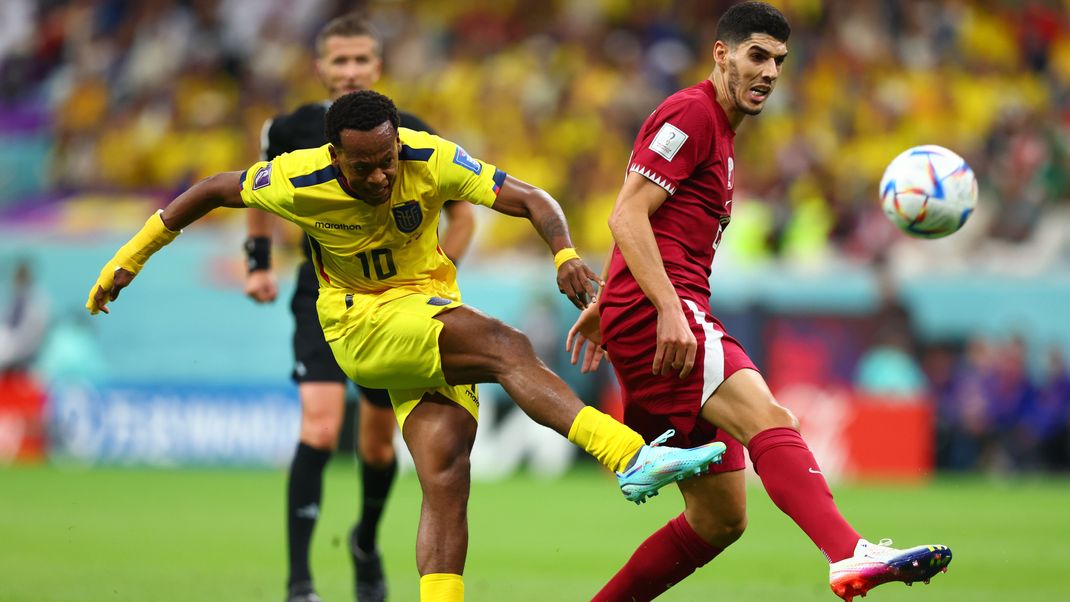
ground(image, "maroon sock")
xmin=748 ymin=427 xmax=861 ymax=563
xmin=593 ymin=513 xmax=722 ymax=602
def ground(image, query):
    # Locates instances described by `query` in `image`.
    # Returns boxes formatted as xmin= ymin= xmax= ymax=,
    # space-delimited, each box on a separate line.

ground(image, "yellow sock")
xmin=567 ymin=406 xmax=644 ymax=472
xmin=420 ymin=573 xmax=464 ymax=602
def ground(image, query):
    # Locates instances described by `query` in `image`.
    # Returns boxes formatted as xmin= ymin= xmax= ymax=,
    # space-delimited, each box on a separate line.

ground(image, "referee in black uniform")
xmin=243 ymin=15 xmax=474 ymax=602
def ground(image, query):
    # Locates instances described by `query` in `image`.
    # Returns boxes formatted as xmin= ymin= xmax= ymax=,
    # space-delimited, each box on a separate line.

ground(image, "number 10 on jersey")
xmin=356 ymin=249 xmax=397 ymax=279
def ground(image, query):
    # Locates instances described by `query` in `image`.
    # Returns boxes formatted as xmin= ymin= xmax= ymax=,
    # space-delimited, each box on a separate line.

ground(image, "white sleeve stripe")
xmin=259 ymin=118 xmax=274 ymax=161
xmin=629 ymin=163 xmax=678 ymax=195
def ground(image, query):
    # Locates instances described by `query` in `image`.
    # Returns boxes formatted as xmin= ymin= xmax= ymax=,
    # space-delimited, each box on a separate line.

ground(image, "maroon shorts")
xmin=601 ymin=298 xmax=756 ymax=473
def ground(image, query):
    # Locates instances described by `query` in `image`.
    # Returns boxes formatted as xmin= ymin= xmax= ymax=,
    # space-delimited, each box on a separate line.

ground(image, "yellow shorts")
xmin=326 ymin=288 xmax=480 ymax=429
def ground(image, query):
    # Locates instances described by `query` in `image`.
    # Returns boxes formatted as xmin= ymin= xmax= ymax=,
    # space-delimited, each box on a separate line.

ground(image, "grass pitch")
xmin=1 ymin=462 xmax=1068 ymax=601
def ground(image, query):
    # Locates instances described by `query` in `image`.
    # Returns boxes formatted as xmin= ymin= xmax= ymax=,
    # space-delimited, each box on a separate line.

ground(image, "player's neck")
xmin=708 ymin=71 xmax=745 ymax=130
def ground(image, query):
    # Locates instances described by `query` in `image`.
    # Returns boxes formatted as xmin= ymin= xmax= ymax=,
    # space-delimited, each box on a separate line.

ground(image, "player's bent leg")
xmin=435 ymin=306 xmax=726 ymax=499
xmin=701 ymin=370 xmax=953 ymax=598
xmin=594 ymin=470 xmax=745 ymax=602
xmin=351 ymin=392 xmax=397 ymax=602
xmin=703 ymin=369 xmax=863 ymax=563
xmin=401 ymin=391 xmax=476 ymax=582
xmin=434 ymin=305 xmax=582 ymax=435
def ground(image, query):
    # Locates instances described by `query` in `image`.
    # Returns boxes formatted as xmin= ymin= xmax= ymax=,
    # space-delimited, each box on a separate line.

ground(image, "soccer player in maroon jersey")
xmin=568 ymin=3 xmax=951 ymax=601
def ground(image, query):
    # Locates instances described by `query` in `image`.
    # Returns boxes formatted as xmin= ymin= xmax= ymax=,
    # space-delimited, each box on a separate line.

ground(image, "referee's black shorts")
xmin=290 ymin=261 xmax=391 ymax=408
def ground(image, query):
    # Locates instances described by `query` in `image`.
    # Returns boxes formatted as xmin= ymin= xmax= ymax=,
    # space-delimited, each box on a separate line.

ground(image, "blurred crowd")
xmin=0 ymin=0 xmax=1067 ymax=259
xmin=927 ymin=338 xmax=1070 ymax=473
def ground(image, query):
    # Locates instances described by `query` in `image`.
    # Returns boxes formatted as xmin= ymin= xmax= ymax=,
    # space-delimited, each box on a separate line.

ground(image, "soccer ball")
xmin=879 ymin=145 xmax=977 ymax=239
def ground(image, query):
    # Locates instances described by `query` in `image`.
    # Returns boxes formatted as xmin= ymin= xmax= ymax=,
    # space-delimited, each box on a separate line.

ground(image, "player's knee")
xmin=300 ymin=414 xmax=342 ymax=449
xmin=420 ymin=452 xmax=471 ymax=500
xmin=689 ymin=507 xmax=747 ymax=548
xmin=776 ymin=404 xmax=800 ymax=430
xmin=486 ymin=322 xmax=537 ymax=365
xmin=760 ymin=396 xmax=798 ymax=431
xmin=300 ymin=428 xmax=339 ymax=450
xmin=717 ymin=513 xmax=748 ymax=546
xmin=358 ymin=439 xmax=396 ymax=467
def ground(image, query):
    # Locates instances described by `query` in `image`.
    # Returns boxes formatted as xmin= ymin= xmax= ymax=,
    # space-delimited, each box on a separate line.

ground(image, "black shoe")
xmin=286 ymin=581 xmax=323 ymax=602
xmin=349 ymin=525 xmax=387 ymax=602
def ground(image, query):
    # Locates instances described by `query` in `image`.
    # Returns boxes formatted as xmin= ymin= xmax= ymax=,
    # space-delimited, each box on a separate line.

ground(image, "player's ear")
xmin=713 ymin=40 xmax=729 ymax=66
xmin=328 ymin=144 xmax=339 ymax=166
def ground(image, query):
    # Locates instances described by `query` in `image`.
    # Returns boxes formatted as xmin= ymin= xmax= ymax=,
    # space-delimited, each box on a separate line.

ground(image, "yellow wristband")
xmin=116 ymin=211 xmax=181 ymax=274
xmin=553 ymin=247 xmax=580 ymax=271
xmin=85 ymin=211 xmax=180 ymax=314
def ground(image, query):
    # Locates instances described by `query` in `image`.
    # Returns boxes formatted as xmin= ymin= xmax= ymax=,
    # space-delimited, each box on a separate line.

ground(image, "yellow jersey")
xmin=239 ymin=127 xmax=505 ymax=341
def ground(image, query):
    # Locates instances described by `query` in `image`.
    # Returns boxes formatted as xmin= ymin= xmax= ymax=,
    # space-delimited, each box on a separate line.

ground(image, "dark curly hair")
xmin=716 ymin=1 xmax=791 ymax=46
xmin=324 ymin=90 xmax=400 ymax=146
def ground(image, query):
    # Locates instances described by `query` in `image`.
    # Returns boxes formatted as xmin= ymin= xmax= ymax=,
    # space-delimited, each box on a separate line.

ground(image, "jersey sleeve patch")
xmin=648 ymin=122 xmax=688 ymax=161
xmin=629 ymin=162 xmax=677 ymax=195
xmin=453 ymin=146 xmax=482 ymax=175
xmin=252 ymin=163 xmax=272 ymax=190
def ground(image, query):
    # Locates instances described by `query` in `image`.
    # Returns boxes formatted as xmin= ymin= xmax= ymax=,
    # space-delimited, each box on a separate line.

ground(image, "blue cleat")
xmin=616 ymin=429 xmax=727 ymax=504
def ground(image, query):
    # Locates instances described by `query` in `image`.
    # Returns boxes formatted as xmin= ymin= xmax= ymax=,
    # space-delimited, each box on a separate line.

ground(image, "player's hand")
xmin=557 ymin=258 xmax=602 ymax=310
xmin=566 ymin=302 xmax=606 ymax=373
xmin=86 ymin=266 xmax=136 ymax=315
xmin=653 ymin=305 xmax=696 ymax=378
xmin=245 ymin=269 xmax=278 ymax=303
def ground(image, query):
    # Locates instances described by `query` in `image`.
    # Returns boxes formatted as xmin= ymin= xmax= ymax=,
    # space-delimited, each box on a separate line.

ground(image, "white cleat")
xmin=829 ymin=538 xmax=952 ymax=601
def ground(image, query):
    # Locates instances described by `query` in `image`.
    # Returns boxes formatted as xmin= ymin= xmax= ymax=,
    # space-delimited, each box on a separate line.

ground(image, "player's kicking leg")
xmin=286 ymin=382 xmax=346 ymax=602
xmin=434 ymin=306 xmax=727 ymax=497
xmin=349 ymin=389 xmax=397 ymax=602
xmin=702 ymin=369 xmax=953 ymax=600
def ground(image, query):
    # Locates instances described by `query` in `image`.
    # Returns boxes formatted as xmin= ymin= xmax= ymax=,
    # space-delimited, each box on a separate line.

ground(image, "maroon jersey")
xmin=601 ymin=80 xmax=736 ymax=321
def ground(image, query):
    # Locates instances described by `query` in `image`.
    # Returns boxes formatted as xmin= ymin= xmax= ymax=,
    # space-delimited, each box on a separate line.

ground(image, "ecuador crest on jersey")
xmin=392 ymin=200 xmax=422 ymax=233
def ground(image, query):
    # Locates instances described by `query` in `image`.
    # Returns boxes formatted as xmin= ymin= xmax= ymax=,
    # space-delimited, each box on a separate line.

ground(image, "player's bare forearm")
xmin=491 ymin=175 xmax=574 ymax=253
xmin=493 ymin=174 xmax=599 ymax=308
xmin=440 ymin=200 xmax=476 ymax=263
xmin=161 ymin=171 xmax=246 ymax=230
xmin=246 ymin=207 xmax=275 ymax=238
xmin=608 ymin=173 xmax=678 ymax=313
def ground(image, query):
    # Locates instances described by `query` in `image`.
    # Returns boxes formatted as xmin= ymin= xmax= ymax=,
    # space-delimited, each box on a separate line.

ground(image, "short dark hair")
xmin=325 ymin=90 xmax=400 ymax=146
xmin=315 ymin=13 xmax=381 ymax=56
xmin=715 ymin=1 xmax=791 ymax=46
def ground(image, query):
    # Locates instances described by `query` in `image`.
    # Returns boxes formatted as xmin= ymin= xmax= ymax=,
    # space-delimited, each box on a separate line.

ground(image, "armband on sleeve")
xmin=244 ymin=236 xmax=271 ymax=273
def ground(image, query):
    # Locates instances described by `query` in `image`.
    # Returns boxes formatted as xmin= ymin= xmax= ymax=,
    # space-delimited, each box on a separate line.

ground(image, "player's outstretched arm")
xmin=440 ymin=200 xmax=476 ymax=264
xmin=490 ymin=175 xmax=601 ymax=309
xmin=86 ymin=171 xmax=247 ymax=315
xmin=609 ymin=172 xmax=695 ymax=379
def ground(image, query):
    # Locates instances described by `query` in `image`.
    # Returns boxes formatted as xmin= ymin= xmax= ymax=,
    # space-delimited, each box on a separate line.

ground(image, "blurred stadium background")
xmin=1 ymin=0 xmax=1069 ymax=600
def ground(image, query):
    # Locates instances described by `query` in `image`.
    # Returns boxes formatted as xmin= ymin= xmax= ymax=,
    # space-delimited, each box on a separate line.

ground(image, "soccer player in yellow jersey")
xmin=86 ymin=90 xmax=728 ymax=602
xmin=244 ymin=16 xmax=468 ymax=602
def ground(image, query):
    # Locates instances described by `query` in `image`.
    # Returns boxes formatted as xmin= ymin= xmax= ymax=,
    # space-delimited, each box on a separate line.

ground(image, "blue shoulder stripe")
xmin=290 ymin=165 xmax=339 ymax=188
xmin=400 ymin=145 xmax=434 ymax=161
